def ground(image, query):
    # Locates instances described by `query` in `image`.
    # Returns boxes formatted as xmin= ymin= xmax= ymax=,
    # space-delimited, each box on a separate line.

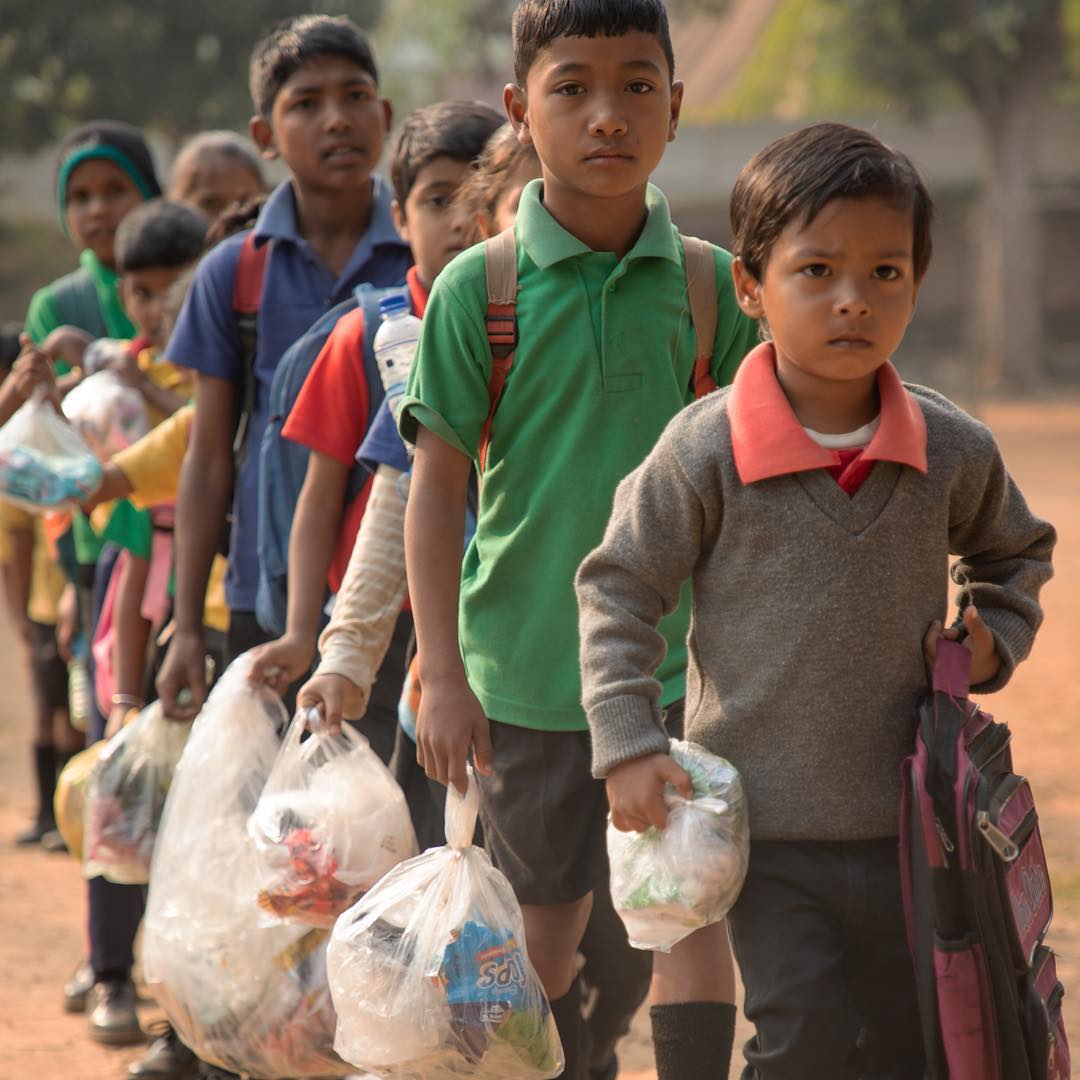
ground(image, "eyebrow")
xmin=549 ymin=58 xmax=663 ymax=77
xmin=794 ymin=247 xmax=913 ymax=260
xmin=284 ymin=76 xmax=373 ymax=97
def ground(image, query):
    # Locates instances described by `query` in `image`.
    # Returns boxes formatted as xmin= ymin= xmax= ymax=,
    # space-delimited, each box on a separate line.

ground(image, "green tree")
xmin=0 ymin=1 xmax=381 ymax=150
xmin=832 ymin=0 xmax=1066 ymax=392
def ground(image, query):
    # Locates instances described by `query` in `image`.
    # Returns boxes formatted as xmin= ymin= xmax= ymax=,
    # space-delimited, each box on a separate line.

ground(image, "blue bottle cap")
xmin=378 ymin=294 xmax=409 ymax=318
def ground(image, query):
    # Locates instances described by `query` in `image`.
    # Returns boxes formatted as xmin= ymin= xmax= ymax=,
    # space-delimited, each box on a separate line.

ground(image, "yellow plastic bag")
xmin=54 ymin=741 xmax=104 ymax=860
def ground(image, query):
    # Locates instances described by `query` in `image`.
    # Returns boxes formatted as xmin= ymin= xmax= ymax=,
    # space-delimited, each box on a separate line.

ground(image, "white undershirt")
xmin=803 ymin=416 xmax=880 ymax=450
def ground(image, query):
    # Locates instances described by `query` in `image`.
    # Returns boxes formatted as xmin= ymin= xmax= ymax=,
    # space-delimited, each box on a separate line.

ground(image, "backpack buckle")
xmin=485 ymin=311 xmax=517 ymax=360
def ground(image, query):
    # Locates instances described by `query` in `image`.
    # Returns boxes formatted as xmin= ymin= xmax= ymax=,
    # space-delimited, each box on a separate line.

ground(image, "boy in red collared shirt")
xmin=576 ymin=123 xmax=1055 ymax=1079
xmin=247 ymin=101 xmax=502 ymax=756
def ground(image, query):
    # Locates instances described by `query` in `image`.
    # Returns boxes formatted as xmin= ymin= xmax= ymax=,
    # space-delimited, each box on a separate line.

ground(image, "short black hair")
xmin=512 ymin=0 xmax=675 ymax=86
xmin=249 ymin=14 xmax=378 ymax=119
xmin=390 ymin=101 xmax=505 ymax=208
xmin=731 ymin=122 xmax=935 ymax=282
xmin=115 ymin=199 xmax=208 ymax=274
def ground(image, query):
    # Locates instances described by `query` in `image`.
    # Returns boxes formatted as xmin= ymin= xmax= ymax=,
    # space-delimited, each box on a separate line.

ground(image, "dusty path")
xmin=1 ymin=401 xmax=1077 ymax=1080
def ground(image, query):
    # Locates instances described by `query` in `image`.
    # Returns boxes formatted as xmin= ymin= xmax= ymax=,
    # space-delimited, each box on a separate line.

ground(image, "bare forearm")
xmin=286 ymin=468 xmax=347 ymax=646
xmin=317 ymin=466 xmax=409 ymax=699
xmin=173 ymin=447 xmax=231 ymax=634
xmin=405 ymin=448 xmax=469 ymax=687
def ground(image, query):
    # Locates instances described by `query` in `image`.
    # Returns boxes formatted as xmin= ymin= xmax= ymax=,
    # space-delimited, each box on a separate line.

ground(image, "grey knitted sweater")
xmin=576 ymin=384 xmax=1055 ymax=841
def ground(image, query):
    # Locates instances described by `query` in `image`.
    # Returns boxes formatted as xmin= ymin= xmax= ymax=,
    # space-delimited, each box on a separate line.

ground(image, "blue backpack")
xmin=254 ymin=281 xmax=408 ymax=636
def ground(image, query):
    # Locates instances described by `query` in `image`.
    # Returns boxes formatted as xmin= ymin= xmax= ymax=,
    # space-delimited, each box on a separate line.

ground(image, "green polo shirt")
xmin=399 ymin=179 xmax=757 ymax=732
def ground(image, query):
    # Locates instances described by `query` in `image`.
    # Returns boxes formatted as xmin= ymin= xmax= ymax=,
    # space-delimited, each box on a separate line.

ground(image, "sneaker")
xmin=14 ymin=816 xmax=55 ymax=846
xmin=62 ymin=961 xmax=95 ymax=1014
xmin=40 ymin=828 xmax=68 ymax=853
xmin=128 ymin=1021 xmax=199 ymax=1079
xmin=87 ymin=978 xmax=142 ymax=1046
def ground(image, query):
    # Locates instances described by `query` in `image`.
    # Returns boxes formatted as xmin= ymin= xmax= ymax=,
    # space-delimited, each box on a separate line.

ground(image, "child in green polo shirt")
xmin=397 ymin=2 xmax=757 ymax=1076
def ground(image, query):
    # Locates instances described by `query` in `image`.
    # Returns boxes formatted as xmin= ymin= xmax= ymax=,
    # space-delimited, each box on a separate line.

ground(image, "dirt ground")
xmin=0 ymin=401 xmax=1077 ymax=1080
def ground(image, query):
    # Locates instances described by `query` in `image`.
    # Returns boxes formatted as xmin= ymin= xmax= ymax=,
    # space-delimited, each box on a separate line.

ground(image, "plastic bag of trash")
xmin=63 ymin=370 xmax=149 ymax=461
xmin=328 ymin=767 xmax=564 ymax=1079
xmin=142 ymin=653 xmax=350 ymax=1078
xmin=0 ymin=390 xmax=102 ymax=511
xmin=54 ymin=741 xmax=105 ymax=860
xmin=606 ymin=738 xmax=749 ymax=952
xmin=248 ymin=708 xmax=417 ymax=927
xmin=82 ymin=701 xmax=192 ymax=884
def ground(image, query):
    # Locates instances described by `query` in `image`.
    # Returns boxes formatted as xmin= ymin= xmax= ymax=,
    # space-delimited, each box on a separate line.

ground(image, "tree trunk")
xmin=971 ymin=97 xmax=1047 ymax=397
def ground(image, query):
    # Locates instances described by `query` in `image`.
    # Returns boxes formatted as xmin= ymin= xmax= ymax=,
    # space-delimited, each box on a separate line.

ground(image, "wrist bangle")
xmin=111 ymin=693 xmax=144 ymax=710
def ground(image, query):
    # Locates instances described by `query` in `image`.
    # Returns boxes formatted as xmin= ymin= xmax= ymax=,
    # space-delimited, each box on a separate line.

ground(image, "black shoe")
xmin=62 ymin=961 xmax=95 ymax=1013
xmin=14 ymin=815 xmax=56 ymax=846
xmin=40 ymin=828 xmax=68 ymax=853
xmin=87 ymin=978 xmax=142 ymax=1046
xmin=198 ymin=1067 xmax=242 ymax=1079
xmin=129 ymin=1021 xmax=199 ymax=1079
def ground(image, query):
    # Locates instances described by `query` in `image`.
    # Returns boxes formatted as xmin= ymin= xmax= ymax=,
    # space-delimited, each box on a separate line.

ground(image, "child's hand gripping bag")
xmin=0 ymin=389 xmax=102 ymax=511
xmin=82 ymin=701 xmax=192 ymax=885
xmin=248 ymin=707 xmax=418 ymax=928
xmin=607 ymin=738 xmax=750 ymax=953
xmin=141 ymin=653 xmax=351 ymax=1079
xmin=327 ymin=767 xmax=564 ymax=1079
xmin=62 ymin=370 xmax=149 ymax=461
xmin=54 ymin=741 xmax=106 ymax=860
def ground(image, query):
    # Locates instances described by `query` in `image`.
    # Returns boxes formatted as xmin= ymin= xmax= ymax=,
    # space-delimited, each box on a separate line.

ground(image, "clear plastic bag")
xmin=327 ymin=768 xmax=564 ymax=1079
xmin=142 ymin=654 xmax=350 ymax=1078
xmin=607 ymin=738 xmax=750 ymax=953
xmin=82 ymin=337 xmax=130 ymax=375
xmin=248 ymin=708 xmax=417 ymax=928
xmin=0 ymin=390 xmax=102 ymax=511
xmin=63 ymin=370 xmax=149 ymax=461
xmin=82 ymin=701 xmax=192 ymax=884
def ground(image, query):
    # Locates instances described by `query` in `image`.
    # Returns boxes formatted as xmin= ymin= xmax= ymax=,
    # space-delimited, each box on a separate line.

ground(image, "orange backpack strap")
xmin=680 ymin=234 xmax=719 ymax=399
xmin=478 ymin=226 xmax=519 ymax=474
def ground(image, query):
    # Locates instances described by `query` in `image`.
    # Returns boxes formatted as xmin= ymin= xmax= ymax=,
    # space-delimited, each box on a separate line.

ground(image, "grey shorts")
xmin=475 ymin=700 xmax=684 ymax=907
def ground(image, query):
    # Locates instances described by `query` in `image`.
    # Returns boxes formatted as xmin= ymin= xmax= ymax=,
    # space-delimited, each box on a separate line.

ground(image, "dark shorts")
xmin=476 ymin=699 xmax=684 ymax=907
xmin=29 ymin=620 xmax=68 ymax=714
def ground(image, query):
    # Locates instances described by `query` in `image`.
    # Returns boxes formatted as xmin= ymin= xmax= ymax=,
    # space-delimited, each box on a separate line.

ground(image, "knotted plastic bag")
xmin=0 ymin=390 xmax=102 ymax=511
xmin=607 ymin=738 xmax=749 ymax=952
xmin=142 ymin=654 xmax=350 ymax=1078
xmin=54 ymin=741 xmax=105 ymax=860
xmin=82 ymin=701 xmax=192 ymax=884
xmin=328 ymin=768 xmax=564 ymax=1079
xmin=248 ymin=708 xmax=417 ymax=927
xmin=63 ymin=370 xmax=149 ymax=461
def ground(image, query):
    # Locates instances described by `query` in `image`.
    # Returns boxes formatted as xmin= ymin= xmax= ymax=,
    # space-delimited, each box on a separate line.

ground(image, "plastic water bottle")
xmin=373 ymin=295 xmax=421 ymax=422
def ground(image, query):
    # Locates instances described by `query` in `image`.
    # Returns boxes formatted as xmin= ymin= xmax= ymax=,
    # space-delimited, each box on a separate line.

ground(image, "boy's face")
xmin=251 ymin=55 xmax=391 ymax=197
xmin=65 ymin=159 xmax=144 ymax=266
xmin=392 ymin=156 xmax=475 ymax=286
xmin=733 ymin=196 xmax=920 ymax=391
xmin=506 ymin=31 xmax=682 ymax=204
xmin=119 ymin=265 xmax=190 ymax=349
xmin=173 ymin=157 xmax=264 ymax=222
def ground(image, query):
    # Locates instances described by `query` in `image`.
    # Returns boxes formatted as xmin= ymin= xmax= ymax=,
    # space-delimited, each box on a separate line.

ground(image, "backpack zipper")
xmin=976 ymin=810 xmax=1020 ymax=861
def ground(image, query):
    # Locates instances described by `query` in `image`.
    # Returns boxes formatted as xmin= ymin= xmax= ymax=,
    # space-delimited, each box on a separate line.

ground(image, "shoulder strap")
xmin=231 ymin=232 xmax=271 ymax=466
xmin=478 ymin=227 xmax=518 ymax=474
xmin=680 ymin=234 xmax=719 ymax=399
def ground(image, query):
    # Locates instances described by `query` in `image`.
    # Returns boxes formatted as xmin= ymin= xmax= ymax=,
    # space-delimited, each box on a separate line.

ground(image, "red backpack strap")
xmin=478 ymin=227 xmax=518 ymax=475
xmin=680 ymin=234 xmax=719 ymax=399
xmin=231 ymin=232 xmax=270 ymax=465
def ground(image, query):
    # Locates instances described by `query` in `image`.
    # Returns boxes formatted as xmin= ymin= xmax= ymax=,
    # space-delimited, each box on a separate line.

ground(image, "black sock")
xmin=650 ymin=1001 xmax=737 ymax=1080
xmin=550 ymin=977 xmax=586 ymax=1080
xmin=32 ymin=744 xmax=57 ymax=826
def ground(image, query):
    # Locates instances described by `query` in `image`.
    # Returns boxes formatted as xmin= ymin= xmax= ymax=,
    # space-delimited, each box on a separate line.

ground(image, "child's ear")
xmin=391 ymin=199 xmax=409 ymax=241
xmin=731 ymin=257 xmax=765 ymax=320
xmin=504 ymin=84 xmax=533 ymax=147
xmin=250 ymin=115 xmax=277 ymax=161
xmin=668 ymin=80 xmax=685 ymax=143
xmin=381 ymin=98 xmax=393 ymax=135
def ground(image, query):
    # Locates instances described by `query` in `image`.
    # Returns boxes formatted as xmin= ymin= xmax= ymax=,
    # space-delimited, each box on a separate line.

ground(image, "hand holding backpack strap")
xmin=679 ymin=234 xmax=719 ymax=399
xmin=478 ymin=226 xmax=518 ymax=474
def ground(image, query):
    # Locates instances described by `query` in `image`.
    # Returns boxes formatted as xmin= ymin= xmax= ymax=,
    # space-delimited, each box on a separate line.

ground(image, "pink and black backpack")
xmin=902 ymin=638 xmax=1068 ymax=1079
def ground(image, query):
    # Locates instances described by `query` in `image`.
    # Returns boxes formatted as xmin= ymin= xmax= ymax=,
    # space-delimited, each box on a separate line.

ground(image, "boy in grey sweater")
xmin=575 ymin=122 xmax=1055 ymax=1079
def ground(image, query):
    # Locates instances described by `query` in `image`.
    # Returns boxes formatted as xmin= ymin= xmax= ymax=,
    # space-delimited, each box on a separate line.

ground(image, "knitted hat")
xmin=55 ymin=120 xmax=162 ymax=233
